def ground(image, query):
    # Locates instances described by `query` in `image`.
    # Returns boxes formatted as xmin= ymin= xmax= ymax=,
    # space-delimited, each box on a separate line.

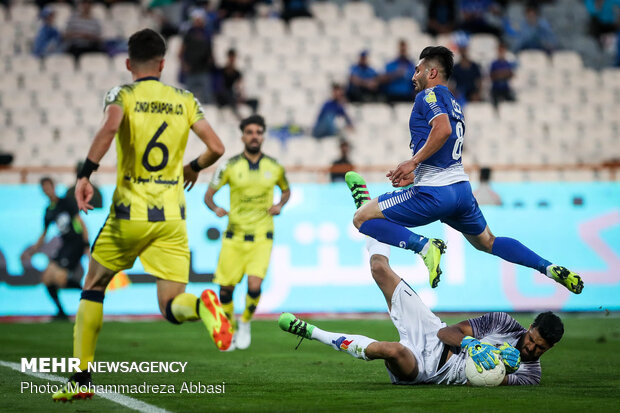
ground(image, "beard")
xmin=245 ymin=144 xmax=261 ymax=154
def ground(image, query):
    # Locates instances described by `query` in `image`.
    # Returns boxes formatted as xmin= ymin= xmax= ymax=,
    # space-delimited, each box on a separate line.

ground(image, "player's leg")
xmin=366 ymin=238 xmax=399 ymax=309
xmin=447 ymin=183 xmax=583 ymax=293
xmin=141 ymin=221 xmax=233 ymax=350
xmin=41 ymin=262 xmax=69 ymax=319
xmin=156 ymin=279 xmax=198 ymax=323
xmin=278 ymin=312 xmax=377 ymax=359
xmin=236 ymin=238 xmax=272 ymax=349
xmin=278 ymin=313 xmax=418 ymax=380
xmin=235 ymin=276 xmax=260 ymax=350
xmin=464 ymin=226 xmax=584 ymax=294
xmin=219 ymin=285 xmax=236 ymax=331
xmin=214 ymin=237 xmax=247 ymax=333
xmin=345 ymin=171 xmax=447 ymax=288
xmin=365 ymin=342 xmax=418 ymax=381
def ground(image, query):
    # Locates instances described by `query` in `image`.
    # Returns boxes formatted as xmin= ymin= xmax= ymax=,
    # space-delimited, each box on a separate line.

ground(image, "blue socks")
xmin=491 ymin=237 xmax=551 ymax=274
xmin=359 ymin=219 xmax=428 ymax=253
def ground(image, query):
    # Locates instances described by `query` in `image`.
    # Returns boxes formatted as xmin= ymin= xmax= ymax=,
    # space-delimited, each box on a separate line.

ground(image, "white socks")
xmin=366 ymin=237 xmax=391 ymax=259
xmin=311 ymin=327 xmax=376 ymax=361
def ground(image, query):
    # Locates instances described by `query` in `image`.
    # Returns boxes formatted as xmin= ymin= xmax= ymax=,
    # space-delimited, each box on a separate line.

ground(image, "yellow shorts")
xmin=91 ymin=217 xmax=189 ymax=284
xmin=214 ymin=237 xmax=273 ymax=286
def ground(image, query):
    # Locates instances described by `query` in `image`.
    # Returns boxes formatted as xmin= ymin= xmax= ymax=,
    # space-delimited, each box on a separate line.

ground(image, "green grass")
xmin=1 ymin=314 xmax=619 ymax=412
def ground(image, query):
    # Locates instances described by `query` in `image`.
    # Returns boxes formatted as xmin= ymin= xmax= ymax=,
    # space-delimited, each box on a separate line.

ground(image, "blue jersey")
xmin=409 ymin=85 xmax=469 ymax=187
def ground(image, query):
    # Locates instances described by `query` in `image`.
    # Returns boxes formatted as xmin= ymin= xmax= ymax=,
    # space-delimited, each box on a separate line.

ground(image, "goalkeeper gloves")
xmin=461 ymin=336 xmax=500 ymax=373
xmin=499 ymin=342 xmax=521 ymax=373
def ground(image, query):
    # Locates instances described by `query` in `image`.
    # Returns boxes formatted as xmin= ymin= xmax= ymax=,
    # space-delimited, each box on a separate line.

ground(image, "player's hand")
xmin=499 ymin=342 xmax=520 ymax=373
xmin=391 ymin=171 xmax=414 ymax=188
xmin=75 ymin=177 xmax=94 ymax=214
xmin=183 ymin=164 xmax=199 ymax=191
xmin=268 ymin=204 xmax=282 ymax=216
xmin=214 ymin=207 xmax=228 ymax=217
xmin=387 ymin=158 xmax=418 ymax=186
xmin=461 ymin=336 xmax=500 ymax=373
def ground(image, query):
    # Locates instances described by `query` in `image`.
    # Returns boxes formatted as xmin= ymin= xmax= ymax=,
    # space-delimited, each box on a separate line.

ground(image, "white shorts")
xmin=386 ymin=280 xmax=447 ymax=384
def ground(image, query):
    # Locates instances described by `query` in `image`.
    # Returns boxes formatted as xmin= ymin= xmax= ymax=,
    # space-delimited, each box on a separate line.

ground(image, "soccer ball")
xmin=465 ymin=356 xmax=506 ymax=387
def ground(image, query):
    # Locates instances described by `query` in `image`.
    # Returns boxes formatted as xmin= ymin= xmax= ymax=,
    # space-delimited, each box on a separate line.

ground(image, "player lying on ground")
xmin=345 ymin=45 xmax=583 ymax=294
xmin=52 ymin=29 xmax=232 ymax=402
xmin=279 ymin=238 xmax=564 ymax=385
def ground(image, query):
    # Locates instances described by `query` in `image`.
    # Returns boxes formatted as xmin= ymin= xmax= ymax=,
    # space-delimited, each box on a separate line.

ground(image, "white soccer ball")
xmin=465 ymin=356 xmax=506 ymax=387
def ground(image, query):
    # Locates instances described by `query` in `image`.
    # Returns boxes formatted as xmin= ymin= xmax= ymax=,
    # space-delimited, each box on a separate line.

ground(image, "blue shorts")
xmin=377 ymin=181 xmax=487 ymax=235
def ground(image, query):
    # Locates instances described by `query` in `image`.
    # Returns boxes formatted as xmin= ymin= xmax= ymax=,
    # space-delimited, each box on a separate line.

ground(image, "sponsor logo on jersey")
xmin=425 ymin=90 xmax=437 ymax=103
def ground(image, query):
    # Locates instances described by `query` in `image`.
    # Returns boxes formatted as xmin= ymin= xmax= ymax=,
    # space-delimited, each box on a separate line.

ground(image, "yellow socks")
xmin=241 ymin=290 xmax=261 ymax=323
xmin=73 ymin=290 xmax=104 ymax=371
xmin=168 ymin=292 xmax=200 ymax=322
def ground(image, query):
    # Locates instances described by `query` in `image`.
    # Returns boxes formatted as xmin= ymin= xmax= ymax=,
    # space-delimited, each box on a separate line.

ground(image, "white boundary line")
xmin=0 ymin=360 xmax=173 ymax=413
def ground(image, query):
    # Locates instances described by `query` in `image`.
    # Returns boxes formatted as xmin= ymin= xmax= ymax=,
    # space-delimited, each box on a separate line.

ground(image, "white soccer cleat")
xmin=235 ymin=321 xmax=251 ymax=350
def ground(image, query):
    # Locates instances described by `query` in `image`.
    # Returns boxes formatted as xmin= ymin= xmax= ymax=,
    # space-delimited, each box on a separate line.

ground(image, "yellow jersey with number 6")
xmin=103 ymin=77 xmax=204 ymax=221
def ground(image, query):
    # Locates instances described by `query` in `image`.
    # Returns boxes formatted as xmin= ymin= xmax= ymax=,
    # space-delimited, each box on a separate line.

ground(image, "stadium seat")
xmin=310 ymin=1 xmax=340 ymax=23
xmin=43 ymin=55 xmax=75 ymax=75
xmin=343 ymin=2 xmax=375 ymax=21
xmin=289 ymin=18 xmax=320 ymax=40
xmin=90 ymin=3 xmax=109 ymax=22
xmin=78 ymin=53 xmax=111 ymax=74
xmin=497 ymin=102 xmax=529 ymax=122
xmin=8 ymin=54 xmax=41 ymax=75
xmin=255 ymin=18 xmax=287 ymax=39
xmin=221 ymin=19 xmax=253 ymax=39
xmin=10 ymin=4 xmax=38 ymax=24
xmin=465 ymin=102 xmax=496 ymax=123
xmin=110 ymin=3 xmax=141 ymax=23
xmin=388 ymin=17 xmax=422 ymax=38
xmin=551 ymin=50 xmax=583 ymax=70
xmin=49 ymin=3 xmax=72 ymax=29
xmin=518 ymin=50 xmax=551 ymax=71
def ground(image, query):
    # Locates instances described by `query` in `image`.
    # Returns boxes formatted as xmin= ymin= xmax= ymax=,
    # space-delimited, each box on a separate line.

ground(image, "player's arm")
xmin=388 ymin=114 xmax=451 ymax=186
xmin=439 ymin=320 xmax=500 ymax=372
xmin=204 ymin=185 xmax=227 ymax=217
xmin=269 ymin=188 xmax=290 ymax=216
xmin=76 ymin=215 xmax=90 ymax=248
xmin=183 ymin=119 xmax=225 ymax=191
xmin=75 ymin=104 xmax=124 ymax=213
xmin=437 ymin=320 xmax=473 ymax=346
xmin=31 ymin=229 xmax=48 ymax=252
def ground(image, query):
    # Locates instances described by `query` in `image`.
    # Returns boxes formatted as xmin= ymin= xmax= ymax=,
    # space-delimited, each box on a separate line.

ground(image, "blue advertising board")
xmin=0 ymin=182 xmax=618 ymax=316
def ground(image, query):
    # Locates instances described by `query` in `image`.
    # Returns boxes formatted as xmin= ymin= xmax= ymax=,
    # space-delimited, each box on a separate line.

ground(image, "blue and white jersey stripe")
xmin=414 ymin=163 xmax=469 ymax=187
xmin=378 ymin=188 xmax=413 ymax=211
xmin=409 ymin=85 xmax=469 ymax=187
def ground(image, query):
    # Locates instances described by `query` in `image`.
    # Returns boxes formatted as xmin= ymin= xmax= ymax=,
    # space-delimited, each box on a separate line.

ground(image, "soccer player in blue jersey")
xmin=345 ymin=46 xmax=583 ymax=294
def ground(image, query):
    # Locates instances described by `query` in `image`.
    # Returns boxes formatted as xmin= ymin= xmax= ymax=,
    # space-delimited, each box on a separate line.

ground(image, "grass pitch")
xmin=0 ymin=314 xmax=619 ymax=413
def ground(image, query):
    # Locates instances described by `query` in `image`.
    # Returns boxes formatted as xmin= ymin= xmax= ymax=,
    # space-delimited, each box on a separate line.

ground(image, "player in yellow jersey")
xmin=205 ymin=115 xmax=290 ymax=350
xmin=52 ymin=29 xmax=232 ymax=402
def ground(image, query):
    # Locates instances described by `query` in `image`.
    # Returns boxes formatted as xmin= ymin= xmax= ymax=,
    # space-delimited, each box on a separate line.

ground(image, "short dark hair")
xmin=128 ymin=29 xmax=166 ymax=63
xmin=239 ymin=114 xmax=266 ymax=132
xmin=532 ymin=312 xmax=564 ymax=346
xmin=419 ymin=46 xmax=454 ymax=79
xmin=40 ymin=176 xmax=53 ymax=186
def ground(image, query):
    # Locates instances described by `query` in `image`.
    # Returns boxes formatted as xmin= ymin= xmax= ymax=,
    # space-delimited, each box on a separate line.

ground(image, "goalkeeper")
xmin=279 ymin=242 xmax=564 ymax=385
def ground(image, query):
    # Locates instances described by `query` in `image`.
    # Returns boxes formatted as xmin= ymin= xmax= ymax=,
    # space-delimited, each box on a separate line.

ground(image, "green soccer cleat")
xmin=52 ymin=372 xmax=94 ymax=402
xmin=420 ymin=238 xmax=447 ymax=288
xmin=345 ymin=171 xmax=371 ymax=209
xmin=278 ymin=312 xmax=315 ymax=339
xmin=547 ymin=265 xmax=584 ymax=294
